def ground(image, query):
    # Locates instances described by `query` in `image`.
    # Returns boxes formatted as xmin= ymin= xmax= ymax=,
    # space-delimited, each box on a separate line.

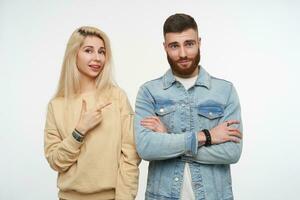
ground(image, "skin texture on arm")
xmin=115 ymin=91 xmax=141 ymax=200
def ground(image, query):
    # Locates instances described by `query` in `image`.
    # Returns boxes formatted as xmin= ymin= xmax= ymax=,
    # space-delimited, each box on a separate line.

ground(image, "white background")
xmin=1 ymin=0 xmax=299 ymax=199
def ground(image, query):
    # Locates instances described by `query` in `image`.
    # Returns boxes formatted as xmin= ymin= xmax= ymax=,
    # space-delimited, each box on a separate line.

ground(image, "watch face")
xmin=72 ymin=131 xmax=83 ymax=142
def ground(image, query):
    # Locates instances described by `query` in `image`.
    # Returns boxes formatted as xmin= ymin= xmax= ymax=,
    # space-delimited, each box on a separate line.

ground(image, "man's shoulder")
xmin=140 ymin=75 xmax=164 ymax=89
xmin=210 ymin=75 xmax=234 ymax=89
xmin=211 ymin=76 xmax=233 ymax=84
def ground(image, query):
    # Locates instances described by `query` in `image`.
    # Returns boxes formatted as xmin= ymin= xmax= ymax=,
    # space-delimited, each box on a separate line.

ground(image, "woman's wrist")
xmin=72 ymin=129 xmax=85 ymax=142
xmin=75 ymin=126 xmax=87 ymax=135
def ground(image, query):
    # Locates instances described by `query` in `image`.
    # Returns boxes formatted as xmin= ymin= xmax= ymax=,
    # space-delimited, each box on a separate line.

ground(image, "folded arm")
xmin=194 ymin=85 xmax=243 ymax=164
xmin=134 ymin=86 xmax=198 ymax=161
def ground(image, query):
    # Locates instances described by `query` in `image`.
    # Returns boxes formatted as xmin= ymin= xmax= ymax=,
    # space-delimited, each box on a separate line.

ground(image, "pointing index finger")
xmin=97 ymin=103 xmax=111 ymax=111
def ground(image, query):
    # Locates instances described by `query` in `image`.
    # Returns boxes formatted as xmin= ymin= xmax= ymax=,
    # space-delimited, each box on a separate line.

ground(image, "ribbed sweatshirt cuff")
xmin=63 ymin=133 xmax=83 ymax=152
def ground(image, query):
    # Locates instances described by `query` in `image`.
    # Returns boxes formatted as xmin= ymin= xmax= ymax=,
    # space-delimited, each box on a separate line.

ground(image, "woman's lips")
xmin=89 ymin=65 xmax=101 ymax=71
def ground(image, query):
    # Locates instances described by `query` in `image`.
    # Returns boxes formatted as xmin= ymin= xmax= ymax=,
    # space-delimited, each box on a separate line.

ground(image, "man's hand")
xmin=198 ymin=120 xmax=242 ymax=145
xmin=140 ymin=116 xmax=167 ymax=133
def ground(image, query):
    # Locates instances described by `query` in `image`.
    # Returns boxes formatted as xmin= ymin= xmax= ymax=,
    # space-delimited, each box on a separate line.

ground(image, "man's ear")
xmin=163 ymin=42 xmax=167 ymax=52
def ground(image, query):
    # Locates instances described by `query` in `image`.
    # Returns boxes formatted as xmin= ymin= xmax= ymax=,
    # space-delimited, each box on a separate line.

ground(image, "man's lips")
xmin=177 ymin=59 xmax=191 ymax=65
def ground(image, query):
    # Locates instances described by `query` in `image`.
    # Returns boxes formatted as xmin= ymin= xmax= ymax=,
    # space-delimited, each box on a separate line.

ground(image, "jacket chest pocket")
xmin=154 ymin=103 xmax=176 ymax=131
xmin=197 ymin=102 xmax=224 ymax=129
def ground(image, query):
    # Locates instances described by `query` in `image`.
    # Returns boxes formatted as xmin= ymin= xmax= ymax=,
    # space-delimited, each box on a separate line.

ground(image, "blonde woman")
xmin=44 ymin=26 xmax=140 ymax=200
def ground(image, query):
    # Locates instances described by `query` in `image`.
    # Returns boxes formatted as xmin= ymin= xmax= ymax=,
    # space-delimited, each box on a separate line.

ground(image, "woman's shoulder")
xmin=49 ymin=96 xmax=64 ymax=104
xmin=47 ymin=96 xmax=67 ymax=109
xmin=107 ymin=86 xmax=132 ymax=114
xmin=108 ymin=85 xmax=128 ymax=99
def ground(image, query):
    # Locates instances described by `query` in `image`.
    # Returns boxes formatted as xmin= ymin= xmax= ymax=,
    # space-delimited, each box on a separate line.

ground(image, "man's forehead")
xmin=165 ymin=29 xmax=198 ymax=43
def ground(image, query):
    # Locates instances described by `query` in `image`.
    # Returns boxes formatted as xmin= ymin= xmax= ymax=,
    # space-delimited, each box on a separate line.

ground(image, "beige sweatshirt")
xmin=44 ymin=86 xmax=140 ymax=200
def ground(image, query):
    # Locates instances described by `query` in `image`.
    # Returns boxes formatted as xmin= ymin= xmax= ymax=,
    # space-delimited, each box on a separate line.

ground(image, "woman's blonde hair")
xmin=54 ymin=26 xmax=115 ymax=99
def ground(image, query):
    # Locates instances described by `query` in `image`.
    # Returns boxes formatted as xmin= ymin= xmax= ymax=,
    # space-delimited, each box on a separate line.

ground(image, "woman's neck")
xmin=79 ymin=77 xmax=96 ymax=94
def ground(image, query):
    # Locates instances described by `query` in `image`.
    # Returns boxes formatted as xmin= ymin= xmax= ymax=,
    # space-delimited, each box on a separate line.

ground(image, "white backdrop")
xmin=1 ymin=0 xmax=299 ymax=199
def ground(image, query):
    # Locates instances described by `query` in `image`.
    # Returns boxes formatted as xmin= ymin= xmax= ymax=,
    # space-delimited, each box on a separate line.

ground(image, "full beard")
xmin=167 ymin=49 xmax=200 ymax=77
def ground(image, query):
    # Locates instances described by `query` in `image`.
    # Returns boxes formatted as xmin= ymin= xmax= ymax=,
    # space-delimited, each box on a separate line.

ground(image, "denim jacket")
xmin=134 ymin=67 xmax=243 ymax=200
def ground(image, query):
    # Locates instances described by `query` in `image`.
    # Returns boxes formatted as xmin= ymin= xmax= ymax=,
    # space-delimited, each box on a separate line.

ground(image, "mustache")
xmin=177 ymin=57 xmax=190 ymax=62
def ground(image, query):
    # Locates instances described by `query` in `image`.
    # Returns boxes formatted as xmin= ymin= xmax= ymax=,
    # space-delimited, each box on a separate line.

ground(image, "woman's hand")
xmin=75 ymin=100 xmax=111 ymax=135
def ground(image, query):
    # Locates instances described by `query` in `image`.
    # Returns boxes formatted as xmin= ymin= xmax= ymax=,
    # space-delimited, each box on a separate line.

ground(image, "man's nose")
xmin=179 ymin=47 xmax=187 ymax=58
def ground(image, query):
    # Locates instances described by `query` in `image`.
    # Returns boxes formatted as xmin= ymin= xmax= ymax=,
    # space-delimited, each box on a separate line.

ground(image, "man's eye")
xmin=186 ymin=42 xmax=195 ymax=47
xmin=170 ymin=44 xmax=179 ymax=49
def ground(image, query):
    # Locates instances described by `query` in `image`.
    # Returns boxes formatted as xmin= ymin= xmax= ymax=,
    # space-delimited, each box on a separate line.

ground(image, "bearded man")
xmin=134 ymin=13 xmax=243 ymax=200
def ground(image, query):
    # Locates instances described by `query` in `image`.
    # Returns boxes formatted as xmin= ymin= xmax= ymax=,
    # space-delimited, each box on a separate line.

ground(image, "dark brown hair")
xmin=163 ymin=13 xmax=198 ymax=36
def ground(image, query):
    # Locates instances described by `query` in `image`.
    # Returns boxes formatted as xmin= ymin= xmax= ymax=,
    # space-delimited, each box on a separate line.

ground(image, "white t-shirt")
xmin=174 ymin=75 xmax=198 ymax=200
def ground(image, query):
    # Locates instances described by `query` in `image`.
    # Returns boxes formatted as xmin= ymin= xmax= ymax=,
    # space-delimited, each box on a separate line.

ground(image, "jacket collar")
xmin=162 ymin=65 xmax=211 ymax=89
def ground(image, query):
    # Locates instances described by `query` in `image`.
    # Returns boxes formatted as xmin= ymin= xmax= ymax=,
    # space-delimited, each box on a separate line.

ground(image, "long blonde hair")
xmin=54 ymin=26 xmax=115 ymax=99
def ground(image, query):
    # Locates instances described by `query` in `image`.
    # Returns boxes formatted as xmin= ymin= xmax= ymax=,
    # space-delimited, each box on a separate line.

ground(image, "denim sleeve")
xmin=134 ymin=86 xmax=198 ymax=161
xmin=194 ymin=85 xmax=243 ymax=164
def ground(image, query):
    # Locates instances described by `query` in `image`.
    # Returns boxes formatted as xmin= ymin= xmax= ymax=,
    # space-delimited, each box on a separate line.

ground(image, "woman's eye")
xmin=85 ymin=49 xmax=93 ymax=53
xmin=99 ymin=50 xmax=106 ymax=55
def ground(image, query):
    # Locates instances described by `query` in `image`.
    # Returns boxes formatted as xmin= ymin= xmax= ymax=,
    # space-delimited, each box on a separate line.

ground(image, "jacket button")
xmin=209 ymin=112 xmax=213 ymax=116
xmin=174 ymin=177 xmax=179 ymax=181
xmin=159 ymin=108 xmax=164 ymax=112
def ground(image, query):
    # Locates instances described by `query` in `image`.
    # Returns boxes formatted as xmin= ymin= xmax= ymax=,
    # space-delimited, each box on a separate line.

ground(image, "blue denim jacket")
xmin=134 ymin=67 xmax=242 ymax=200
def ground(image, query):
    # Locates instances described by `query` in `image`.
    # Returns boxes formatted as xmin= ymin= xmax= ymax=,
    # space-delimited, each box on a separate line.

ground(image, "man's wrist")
xmin=197 ymin=131 xmax=206 ymax=145
xmin=202 ymin=129 xmax=212 ymax=146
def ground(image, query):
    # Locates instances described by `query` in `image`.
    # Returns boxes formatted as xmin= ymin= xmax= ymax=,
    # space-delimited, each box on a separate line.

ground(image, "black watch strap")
xmin=202 ymin=129 xmax=212 ymax=146
xmin=72 ymin=129 xmax=84 ymax=142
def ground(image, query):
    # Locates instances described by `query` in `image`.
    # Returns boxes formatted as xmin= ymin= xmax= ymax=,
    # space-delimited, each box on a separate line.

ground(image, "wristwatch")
xmin=72 ymin=129 xmax=84 ymax=142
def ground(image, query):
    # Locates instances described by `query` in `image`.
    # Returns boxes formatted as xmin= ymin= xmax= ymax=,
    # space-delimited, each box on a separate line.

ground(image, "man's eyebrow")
xmin=167 ymin=42 xmax=179 ymax=46
xmin=184 ymin=39 xmax=196 ymax=43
